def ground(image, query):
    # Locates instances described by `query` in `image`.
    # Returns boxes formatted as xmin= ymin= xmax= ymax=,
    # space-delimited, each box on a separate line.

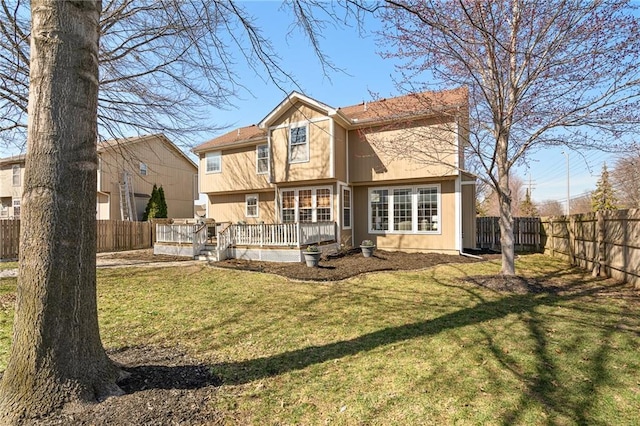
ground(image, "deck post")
xmin=296 ymin=222 xmax=301 ymax=248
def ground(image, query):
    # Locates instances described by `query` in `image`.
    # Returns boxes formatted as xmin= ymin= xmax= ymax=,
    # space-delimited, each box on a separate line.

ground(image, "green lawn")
xmin=1 ymin=254 xmax=639 ymax=425
xmin=0 ymin=261 xmax=17 ymax=271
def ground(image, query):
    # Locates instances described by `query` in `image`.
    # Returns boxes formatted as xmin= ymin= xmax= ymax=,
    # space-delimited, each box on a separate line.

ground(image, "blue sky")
xmin=204 ymin=1 xmax=619 ymax=205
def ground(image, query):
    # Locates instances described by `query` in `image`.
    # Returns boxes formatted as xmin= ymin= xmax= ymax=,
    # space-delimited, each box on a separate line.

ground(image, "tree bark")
xmin=0 ymin=1 xmax=123 ymax=422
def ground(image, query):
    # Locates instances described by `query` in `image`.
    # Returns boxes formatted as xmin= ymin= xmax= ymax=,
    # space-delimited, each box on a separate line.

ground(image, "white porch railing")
xmin=157 ymin=221 xmax=337 ymax=259
xmin=156 ymin=224 xmax=201 ymax=244
xmin=226 ymin=222 xmax=336 ymax=247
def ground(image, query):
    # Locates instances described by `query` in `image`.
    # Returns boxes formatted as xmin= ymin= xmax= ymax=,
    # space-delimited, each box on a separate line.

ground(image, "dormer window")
xmin=289 ymin=125 xmax=309 ymax=163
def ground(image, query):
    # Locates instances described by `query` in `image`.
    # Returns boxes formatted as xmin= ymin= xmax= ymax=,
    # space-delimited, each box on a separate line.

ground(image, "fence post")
xmin=592 ymin=210 xmax=605 ymax=277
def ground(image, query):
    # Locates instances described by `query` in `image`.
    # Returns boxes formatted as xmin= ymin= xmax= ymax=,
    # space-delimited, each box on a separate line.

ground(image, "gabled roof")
xmin=338 ymin=87 xmax=468 ymax=124
xmin=192 ymin=87 xmax=468 ymax=153
xmin=258 ymin=91 xmax=340 ymax=129
xmin=192 ymin=124 xmax=267 ymax=154
xmin=99 ymin=133 xmax=197 ymax=170
xmin=0 ymin=134 xmax=197 ymax=169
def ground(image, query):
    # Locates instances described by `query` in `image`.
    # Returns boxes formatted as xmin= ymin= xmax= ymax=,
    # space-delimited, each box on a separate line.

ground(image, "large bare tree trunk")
xmin=0 ymin=1 xmax=122 ymax=422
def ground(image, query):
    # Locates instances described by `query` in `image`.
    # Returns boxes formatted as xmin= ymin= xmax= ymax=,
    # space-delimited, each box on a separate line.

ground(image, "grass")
xmin=1 ymin=254 xmax=639 ymax=424
xmin=0 ymin=261 xmax=17 ymax=271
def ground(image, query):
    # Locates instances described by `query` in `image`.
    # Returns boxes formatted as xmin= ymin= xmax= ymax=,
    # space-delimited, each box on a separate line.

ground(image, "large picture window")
xmin=289 ymin=125 xmax=309 ymax=163
xmin=256 ymin=144 xmax=269 ymax=174
xmin=369 ymin=185 xmax=440 ymax=234
xmin=205 ymin=151 xmax=221 ymax=173
xmin=279 ymin=187 xmax=332 ymax=223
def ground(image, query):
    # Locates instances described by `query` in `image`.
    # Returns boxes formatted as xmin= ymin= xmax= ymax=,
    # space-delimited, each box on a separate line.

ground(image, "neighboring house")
xmin=193 ymin=88 xmax=477 ymax=255
xmin=0 ymin=155 xmax=24 ymax=219
xmin=0 ymin=134 xmax=198 ymax=221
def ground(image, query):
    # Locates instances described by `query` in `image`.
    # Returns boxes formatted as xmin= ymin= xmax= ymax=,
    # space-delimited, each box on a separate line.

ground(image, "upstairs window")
xmin=139 ymin=162 xmax=148 ymax=176
xmin=289 ymin=125 xmax=309 ymax=163
xmin=206 ymin=151 xmax=221 ymax=173
xmin=256 ymin=144 xmax=269 ymax=174
xmin=12 ymin=165 xmax=20 ymax=187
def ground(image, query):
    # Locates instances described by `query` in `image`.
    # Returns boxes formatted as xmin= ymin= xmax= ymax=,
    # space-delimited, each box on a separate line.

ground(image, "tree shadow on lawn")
xmin=204 ymin=274 xmax=636 ymax=423
xmin=112 ymin=270 xmax=637 ymax=423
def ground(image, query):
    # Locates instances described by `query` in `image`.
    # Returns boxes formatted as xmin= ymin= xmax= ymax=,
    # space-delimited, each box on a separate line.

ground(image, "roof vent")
xmin=364 ymin=101 xmax=368 ymax=112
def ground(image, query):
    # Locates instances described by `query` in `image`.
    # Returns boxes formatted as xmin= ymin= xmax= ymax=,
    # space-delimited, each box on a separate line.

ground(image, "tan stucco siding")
xmin=0 ymin=163 xmax=23 ymax=198
xmin=348 ymin=119 xmax=459 ymax=183
xmin=462 ymin=182 xmax=476 ymax=249
xmin=352 ymin=180 xmax=458 ymax=254
xmin=199 ymin=144 xmax=271 ymax=194
xmin=334 ymin=123 xmax=347 ymax=182
xmin=100 ymin=136 xmax=197 ymax=220
xmin=208 ymin=191 xmax=276 ymax=224
xmin=271 ymin=119 xmax=332 ymax=183
xmin=275 ymin=103 xmax=328 ymax=124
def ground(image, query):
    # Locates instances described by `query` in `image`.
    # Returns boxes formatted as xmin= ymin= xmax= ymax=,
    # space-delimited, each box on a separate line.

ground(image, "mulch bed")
xmin=214 ymin=248 xmax=497 ymax=281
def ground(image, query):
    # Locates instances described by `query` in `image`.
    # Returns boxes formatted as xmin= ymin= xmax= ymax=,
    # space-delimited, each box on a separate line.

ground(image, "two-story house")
xmin=1 ymin=134 xmax=198 ymax=221
xmin=193 ymin=88 xmax=476 ymax=256
xmin=0 ymin=155 xmax=24 ymax=219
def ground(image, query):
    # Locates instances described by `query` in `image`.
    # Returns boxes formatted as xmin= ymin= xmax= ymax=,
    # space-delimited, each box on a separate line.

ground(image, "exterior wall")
xmin=198 ymin=143 xmax=270 ymax=193
xmin=348 ymin=118 xmax=459 ymax=183
xmin=0 ymin=161 xmax=24 ymax=218
xmin=352 ymin=180 xmax=458 ymax=254
xmin=334 ymin=123 xmax=348 ymax=183
xmin=100 ymin=135 xmax=197 ymax=220
xmin=96 ymin=193 xmax=110 ymax=220
xmin=208 ymin=191 xmax=276 ymax=224
xmin=270 ymin=102 xmax=333 ymax=183
xmin=462 ymin=182 xmax=477 ymax=249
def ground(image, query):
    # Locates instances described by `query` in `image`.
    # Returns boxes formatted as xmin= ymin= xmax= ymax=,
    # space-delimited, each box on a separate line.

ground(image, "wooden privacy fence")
xmin=476 ymin=217 xmax=541 ymax=252
xmin=97 ymin=220 xmax=152 ymax=252
xmin=541 ymin=209 xmax=640 ymax=288
xmin=0 ymin=220 xmax=153 ymax=259
xmin=0 ymin=219 xmax=20 ymax=260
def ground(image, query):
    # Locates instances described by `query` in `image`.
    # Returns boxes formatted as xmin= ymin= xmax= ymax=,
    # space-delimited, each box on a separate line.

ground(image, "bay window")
xmin=369 ymin=185 xmax=440 ymax=234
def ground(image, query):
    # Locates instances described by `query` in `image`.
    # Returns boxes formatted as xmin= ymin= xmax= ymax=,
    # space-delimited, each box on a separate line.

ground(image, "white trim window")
xmin=12 ymin=165 xmax=20 ymax=187
xmin=368 ymin=184 xmax=441 ymax=234
xmin=279 ymin=186 xmax=333 ymax=223
xmin=281 ymin=190 xmax=296 ymax=223
xmin=256 ymin=144 xmax=269 ymax=174
xmin=139 ymin=162 xmax=148 ymax=176
xmin=342 ymin=187 xmax=352 ymax=229
xmin=245 ymin=194 xmax=259 ymax=218
xmin=289 ymin=125 xmax=309 ymax=163
xmin=12 ymin=198 xmax=20 ymax=219
xmin=205 ymin=151 xmax=221 ymax=173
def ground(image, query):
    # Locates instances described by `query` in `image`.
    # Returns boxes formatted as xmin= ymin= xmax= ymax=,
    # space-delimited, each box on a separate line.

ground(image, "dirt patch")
xmin=34 ymin=346 xmax=223 ymax=426
xmin=214 ymin=249 xmax=498 ymax=281
xmin=97 ymin=249 xmax=194 ymax=265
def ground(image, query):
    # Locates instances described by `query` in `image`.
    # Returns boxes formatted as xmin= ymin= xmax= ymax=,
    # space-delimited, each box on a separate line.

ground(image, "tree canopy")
xmin=377 ymin=0 xmax=640 ymax=273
